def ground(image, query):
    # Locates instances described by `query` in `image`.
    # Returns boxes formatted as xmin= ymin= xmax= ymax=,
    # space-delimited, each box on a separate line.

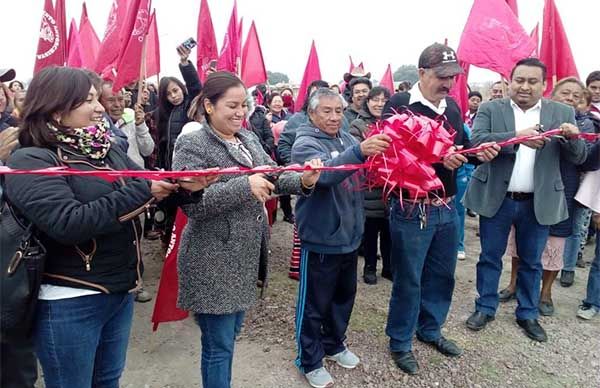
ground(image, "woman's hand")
xmin=301 ymin=159 xmax=323 ymax=188
xmin=178 ymin=174 xmax=220 ymax=192
xmin=176 ymin=45 xmax=191 ymax=64
xmin=134 ymin=103 xmax=145 ymax=126
xmin=150 ymin=180 xmax=179 ymax=201
xmin=248 ymin=174 xmax=275 ymax=203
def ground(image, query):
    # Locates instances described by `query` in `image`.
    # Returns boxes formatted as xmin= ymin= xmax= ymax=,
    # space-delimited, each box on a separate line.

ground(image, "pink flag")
xmin=95 ymin=0 xmax=129 ymax=77
xmin=217 ymin=1 xmax=240 ymax=74
xmin=530 ymin=23 xmax=540 ymax=57
xmin=449 ymin=61 xmax=471 ymax=118
xmin=358 ymin=62 xmax=364 ymax=71
xmin=66 ymin=19 xmax=82 ymax=68
xmin=78 ymin=3 xmax=101 ymax=70
xmin=196 ymin=0 xmax=218 ymax=82
xmin=241 ymin=21 xmax=267 ymax=88
xmin=237 ymin=17 xmax=243 ymax=55
xmin=348 ymin=55 xmax=355 ymax=73
xmin=151 ymin=210 xmax=189 ymax=330
xmin=146 ymin=10 xmax=160 ymax=78
xmin=295 ymin=41 xmax=322 ymax=112
xmin=113 ymin=0 xmax=150 ymax=91
xmin=379 ymin=64 xmax=394 ymax=93
xmin=457 ymin=0 xmax=536 ymax=79
xmin=54 ymin=0 xmax=68 ymax=63
xmin=539 ymin=0 xmax=578 ymax=96
xmin=34 ymin=0 xmax=66 ymax=73
xmin=506 ymin=0 xmax=518 ymax=16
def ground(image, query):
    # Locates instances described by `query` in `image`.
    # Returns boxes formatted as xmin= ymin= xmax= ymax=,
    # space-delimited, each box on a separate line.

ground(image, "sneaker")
xmin=135 ymin=288 xmax=152 ymax=303
xmin=363 ymin=270 xmax=377 ymax=285
xmin=325 ymin=348 xmax=360 ymax=369
xmin=305 ymin=367 xmax=334 ymax=388
xmin=457 ymin=251 xmax=466 ymax=261
xmin=560 ymin=270 xmax=575 ymax=287
xmin=577 ymin=303 xmax=599 ymax=320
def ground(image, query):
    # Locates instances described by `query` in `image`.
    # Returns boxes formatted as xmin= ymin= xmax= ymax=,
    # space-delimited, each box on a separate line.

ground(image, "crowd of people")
xmin=0 ymin=40 xmax=598 ymax=388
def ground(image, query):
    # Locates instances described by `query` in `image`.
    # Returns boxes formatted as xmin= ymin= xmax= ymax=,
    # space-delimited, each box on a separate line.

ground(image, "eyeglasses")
xmin=369 ymin=98 xmax=388 ymax=104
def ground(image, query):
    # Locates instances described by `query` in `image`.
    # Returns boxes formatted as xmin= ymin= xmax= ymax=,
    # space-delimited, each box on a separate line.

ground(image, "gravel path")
xmin=37 ymin=212 xmax=599 ymax=388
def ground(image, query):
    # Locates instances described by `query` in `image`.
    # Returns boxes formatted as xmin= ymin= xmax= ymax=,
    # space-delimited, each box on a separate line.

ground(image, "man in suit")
xmin=464 ymin=58 xmax=587 ymax=342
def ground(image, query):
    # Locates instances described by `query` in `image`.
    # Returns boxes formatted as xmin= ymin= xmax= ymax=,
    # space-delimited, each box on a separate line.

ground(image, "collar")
xmin=409 ymin=82 xmax=447 ymax=115
xmin=510 ymin=99 xmax=542 ymax=114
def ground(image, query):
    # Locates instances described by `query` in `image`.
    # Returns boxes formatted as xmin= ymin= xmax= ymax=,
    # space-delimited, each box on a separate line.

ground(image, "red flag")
xmin=530 ymin=23 xmax=540 ymax=57
xmin=34 ymin=0 xmax=66 ymax=73
xmin=196 ymin=0 xmax=218 ymax=82
xmin=295 ymin=41 xmax=322 ymax=112
xmin=379 ymin=64 xmax=394 ymax=93
xmin=78 ymin=3 xmax=101 ymax=70
xmin=151 ymin=210 xmax=189 ymax=330
xmin=237 ymin=17 xmax=244 ymax=54
xmin=113 ymin=0 xmax=150 ymax=91
xmin=146 ymin=10 xmax=160 ymax=78
xmin=66 ymin=19 xmax=83 ymax=68
xmin=506 ymin=0 xmax=518 ymax=16
xmin=54 ymin=0 xmax=67 ymax=62
xmin=241 ymin=21 xmax=267 ymax=88
xmin=96 ymin=0 xmax=129 ymax=77
xmin=539 ymin=0 xmax=579 ymax=96
xmin=457 ymin=0 xmax=536 ymax=79
xmin=217 ymin=1 xmax=240 ymax=74
xmin=449 ymin=61 xmax=471 ymax=118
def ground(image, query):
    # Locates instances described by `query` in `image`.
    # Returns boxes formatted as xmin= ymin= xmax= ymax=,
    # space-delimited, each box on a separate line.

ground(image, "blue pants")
xmin=583 ymin=230 xmax=600 ymax=309
xmin=563 ymin=206 xmax=592 ymax=271
xmin=194 ymin=311 xmax=245 ymax=388
xmin=34 ymin=293 xmax=134 ymax=388
xmin=295 ymin=249 xmax=358 ymax=373
xmin=476 ymin=197 xmax=550 ymax=320
xmin=386 ymin=198 xmax=459 ymax=353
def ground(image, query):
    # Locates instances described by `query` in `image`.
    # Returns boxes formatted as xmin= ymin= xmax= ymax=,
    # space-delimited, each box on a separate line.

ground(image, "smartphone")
xmin=181 ymin=37 xmax=197 ymax=50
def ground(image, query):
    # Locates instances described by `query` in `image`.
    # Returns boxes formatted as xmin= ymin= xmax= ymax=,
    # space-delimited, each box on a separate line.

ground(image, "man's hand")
xmin=176 ymin=45 xmax=191 ymax=64
xmin=134 ymin=103 xmax=145 ymax=126
xmin=178 ymin=175 xmax=220 ymax=192
xmin=442 ymin=148 xmax=468 ymax=170
xmin=560 ymin=123 xmax=580 ymax=138
xmin=475 ymin=142 xmax=501 ymax=162
xmin=516 ymin=125 xmax=546 ymax=149
xmin=360 ymin=134 xmax=392 ymax=157
xmin=0 ymin=127 xmax=19 ymax=162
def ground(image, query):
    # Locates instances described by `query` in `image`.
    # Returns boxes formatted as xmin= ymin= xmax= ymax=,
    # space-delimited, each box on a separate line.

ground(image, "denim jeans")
xmin=583 ymin=230 xmax=600 ymax=309
xmin=194 ymin=311 xmax=245 ymax=388
xmin=456 ymin=165 xmax=473 ymax=252
xmin=34 ymin=293 xmax=134 ymax=388
xmin=386 ymin=198 xmax=459 ymax=352
xmin=476 ymin=198 xmax=549 ymax=320
xmin=563 ymin=206 xmax=592 ymax=271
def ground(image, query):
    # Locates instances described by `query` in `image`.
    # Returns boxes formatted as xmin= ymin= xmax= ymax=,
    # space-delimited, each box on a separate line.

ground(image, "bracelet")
xmin=301 ymin=175 xmax=316 ymax=190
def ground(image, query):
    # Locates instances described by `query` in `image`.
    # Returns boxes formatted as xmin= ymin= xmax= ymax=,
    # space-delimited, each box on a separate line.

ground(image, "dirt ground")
xmin=38 ymin=210 xmax=600 ymax=388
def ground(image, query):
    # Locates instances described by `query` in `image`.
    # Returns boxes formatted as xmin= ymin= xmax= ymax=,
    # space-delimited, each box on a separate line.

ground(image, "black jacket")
xmin=249 ymin=105 xmax=275 ymax=155
xmin=157 ymin=62 xmax=202 ymax=170
xmin=6 ymin=146 xmax=154 ymax=293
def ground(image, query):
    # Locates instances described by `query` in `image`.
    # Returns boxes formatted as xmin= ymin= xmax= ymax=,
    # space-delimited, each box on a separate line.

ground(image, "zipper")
xmin=45 ymin=273 xmax=110 ymax=293
xmin=74 ymin=239 xmax=97 ymax=271
xmin=130 ymin=218 xmax=143 ymax=293
xmin=118 ymin=198 xmax=156 ymax=223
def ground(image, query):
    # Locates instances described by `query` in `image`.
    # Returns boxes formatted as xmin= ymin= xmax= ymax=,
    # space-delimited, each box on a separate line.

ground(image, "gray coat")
xmin=463 ymin=98 xmax=587 ymax=226
xmin=172 ymin=123 xmax=307 ymax=314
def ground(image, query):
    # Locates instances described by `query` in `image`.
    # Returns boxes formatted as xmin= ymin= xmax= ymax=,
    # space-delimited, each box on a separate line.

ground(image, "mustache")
xmin=438 ymin=87 xmax=450 ymax=93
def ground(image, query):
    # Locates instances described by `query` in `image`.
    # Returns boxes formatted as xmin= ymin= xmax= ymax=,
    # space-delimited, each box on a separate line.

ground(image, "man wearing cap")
xmin=463 ymin=58 xmax=586 ymax=342
xmin=383 ymin=43 xmax=500 ymax=375
xmin=343 ymin=76 xmax=372 ymax=123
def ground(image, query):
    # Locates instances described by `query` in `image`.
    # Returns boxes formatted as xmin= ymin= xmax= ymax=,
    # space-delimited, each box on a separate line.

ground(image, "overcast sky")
xmin=3 ymin=0 xmax=598 ymax=87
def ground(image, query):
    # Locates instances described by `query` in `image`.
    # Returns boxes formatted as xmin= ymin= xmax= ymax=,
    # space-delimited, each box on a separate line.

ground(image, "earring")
xmin=206 ymin=108 xmax=212 ymax=114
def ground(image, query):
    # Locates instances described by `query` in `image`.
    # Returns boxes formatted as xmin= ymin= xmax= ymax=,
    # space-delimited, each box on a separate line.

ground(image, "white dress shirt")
xmin=507 ymin=100 xmax=541 ymax=193
xmin=409 ymin=82 xmax=447 ymax=116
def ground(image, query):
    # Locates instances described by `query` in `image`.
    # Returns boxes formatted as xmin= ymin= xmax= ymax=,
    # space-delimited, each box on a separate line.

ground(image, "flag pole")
xmin=137 ymin=37 xmax=147 ymax=106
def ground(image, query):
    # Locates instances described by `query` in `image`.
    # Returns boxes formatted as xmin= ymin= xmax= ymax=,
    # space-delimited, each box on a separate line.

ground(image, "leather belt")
xmin=506 ymin=192 xmax=533 ymax=201
xmin=403 ymin=196 xmax=455 ymax=207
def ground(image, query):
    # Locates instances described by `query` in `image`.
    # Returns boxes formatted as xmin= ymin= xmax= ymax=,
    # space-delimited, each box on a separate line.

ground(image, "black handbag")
xmin=0 ymin=187 xmax=47 ymax=334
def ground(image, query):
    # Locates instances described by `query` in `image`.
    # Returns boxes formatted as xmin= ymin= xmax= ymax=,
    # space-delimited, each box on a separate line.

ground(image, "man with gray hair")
xmin=292 ymin=88 xmax=391 ymax=388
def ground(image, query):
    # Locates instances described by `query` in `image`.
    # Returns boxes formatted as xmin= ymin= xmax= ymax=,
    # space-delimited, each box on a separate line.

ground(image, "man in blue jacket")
xmin=291 ymin=88 xmax=391 ymax=388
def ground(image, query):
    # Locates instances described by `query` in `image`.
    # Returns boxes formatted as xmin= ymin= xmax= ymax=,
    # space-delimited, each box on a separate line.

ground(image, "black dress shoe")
xmin=560 ymin=270 xmax=574 ymax=287
xmin=516 ymin=319 xmax=547 ymax=342
xmin=416 ymin=335 xmax=462 ymax=357
xmin=498 ymin=287 xmax=516 ymax=303
xmin=363 ymin=270 xmax=377 ymax=285
xmin=466 ymin=311 xmax=495 ymax=331
xmin=381 ymin=270 xmax=393 ymax=281
xmin=466 ymin=209 xmax=478 ymax=217
xmin=391 ymin=351 xmax=419 ymax=375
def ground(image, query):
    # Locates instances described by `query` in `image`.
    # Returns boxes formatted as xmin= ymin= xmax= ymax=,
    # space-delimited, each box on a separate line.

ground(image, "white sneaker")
xmin=325 ymin=348 xmax=360 ymax=369
xmin=457 ymin=251 xmax=466 ymax=260
xmin=577 ymin=304 xmax=599 ymax=320
xmin=305 ymin=367 xmax=334 ymax=388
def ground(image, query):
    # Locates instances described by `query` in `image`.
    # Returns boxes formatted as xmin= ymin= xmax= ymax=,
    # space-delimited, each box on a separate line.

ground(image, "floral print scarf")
xmin=48 ymin=120 xmax=111 ymax=160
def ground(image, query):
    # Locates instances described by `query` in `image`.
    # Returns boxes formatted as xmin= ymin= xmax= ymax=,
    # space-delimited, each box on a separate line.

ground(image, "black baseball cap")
xmin=418 ymin=43 xmax=463 ymax=77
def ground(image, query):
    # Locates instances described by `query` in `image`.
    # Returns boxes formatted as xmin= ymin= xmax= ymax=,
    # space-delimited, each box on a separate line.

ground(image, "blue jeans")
xmin=456 ymin=166 xmax=473 ymax=252
xmin=34 ymin=293 xmax=134 ymax=388
xmin=194 ymin=311 xmax=245 ymax=388
xmin=386 ymin=198 xmax=459 ymax=352
xmin=583 ymin=230 xmax=600 ymax=309
xmin=563 ymin=206 xmax=592 ymax=271
xmin=476 ymin=198 xmax=550 ymax=320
